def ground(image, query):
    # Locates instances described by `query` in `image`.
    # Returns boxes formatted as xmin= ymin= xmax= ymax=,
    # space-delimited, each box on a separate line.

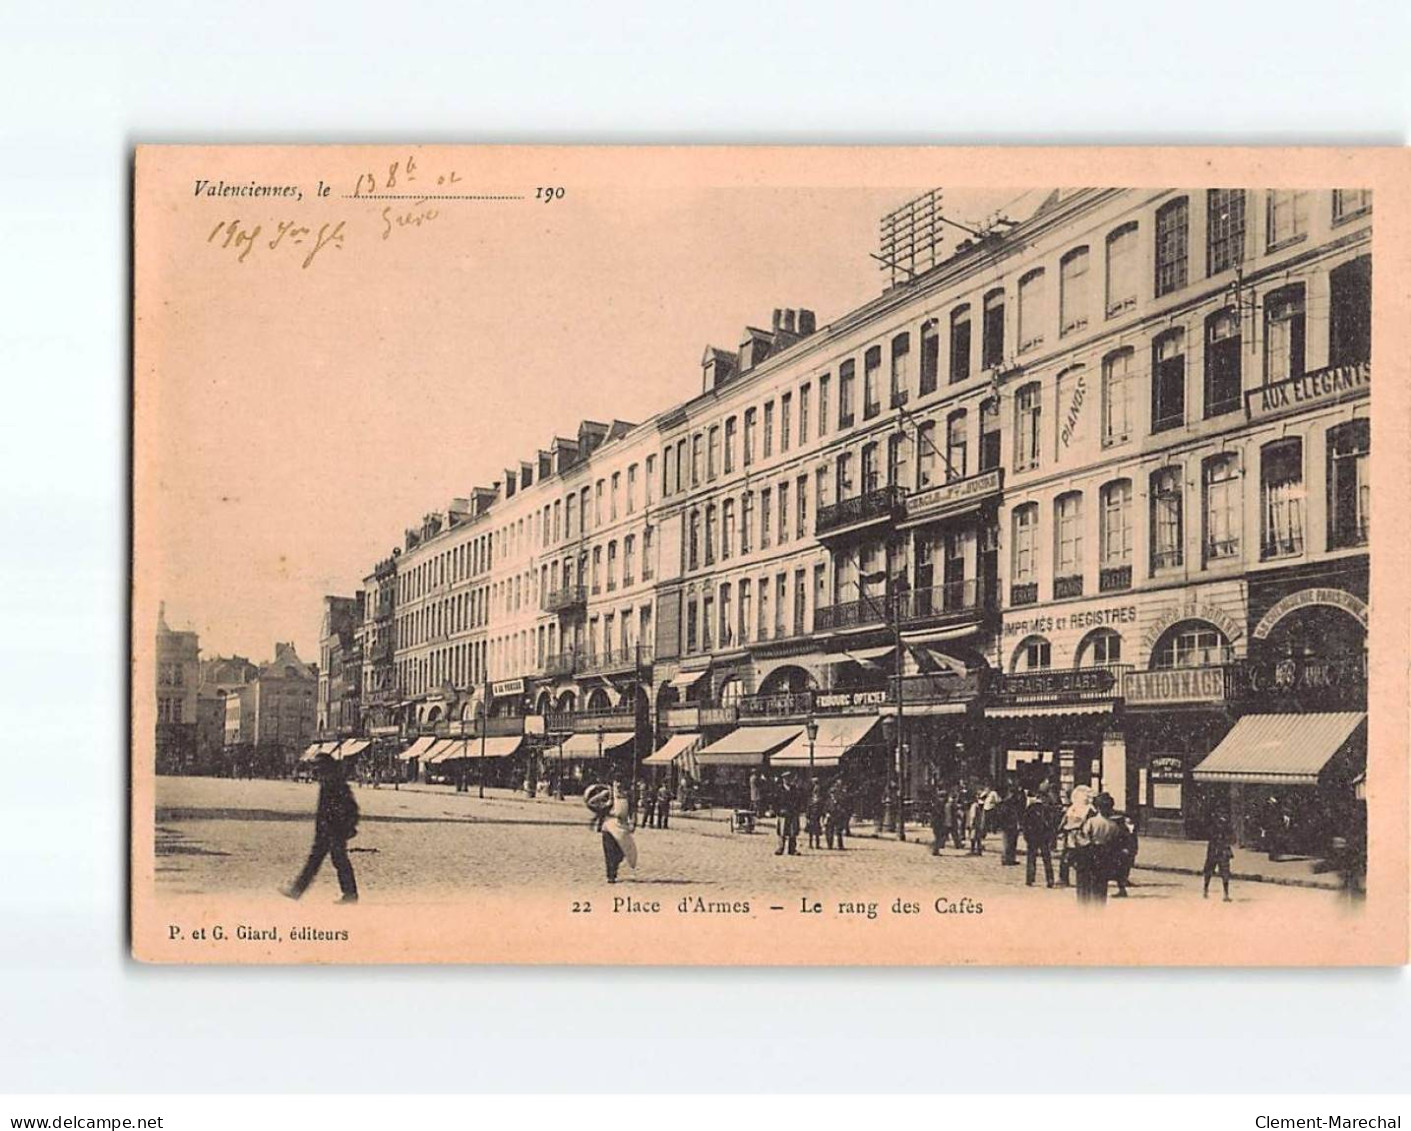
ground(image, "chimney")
xmin=772 ymin=308 xmax=784 ymax=332
xmin=783 ymin=309 xmax=797 ymax=334
xmin=798 ymin=309 xmax=816 ymax=336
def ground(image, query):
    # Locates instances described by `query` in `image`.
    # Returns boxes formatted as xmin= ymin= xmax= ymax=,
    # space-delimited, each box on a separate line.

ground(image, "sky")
xmin=137 ymin=150 xmax=1040 ymax=664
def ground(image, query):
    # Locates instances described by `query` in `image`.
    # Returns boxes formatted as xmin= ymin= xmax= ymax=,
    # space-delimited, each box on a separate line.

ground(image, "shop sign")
xmin=1252 ymin=587 xmax=1369 ymax=640
xmin=1004 ymin=603 xmax=1137 ymax=638
xmin=903 ymin=469 xmax=1003 ymax=525
xmin=699 ymin=705 xmax=738 ymax=727
xmin=491 ymin=678 xmax=526 ymax=698
xmin=997 ymin=668 xmax=1115 ymax=698
xmin=1245 ymin=654 xmax=1367 ymax=695
xmin=1149 ymin=756 xmax=1186 ymax=782
xmin=1140 ymin=602 xmax=1244 ymax=654
xmin=369 ymin=725 xmax=400 ymax=736
xmin=663 ymin=706 xmax=700 ymax=730
xmin=814 ymin=688 xmax=890 ymax=712
xmin=1245 ymin=361 xmax=1369 ymax=423
xmin=1123 ymin=666 xmax=1228 ymax=706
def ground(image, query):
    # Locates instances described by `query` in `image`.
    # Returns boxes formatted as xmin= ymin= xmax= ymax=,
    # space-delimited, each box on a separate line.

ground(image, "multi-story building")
xmin=155 ymin=602 xmax=200 ymax=774
xmin=352 ymin=186 xmax=1370 ymax=845
xmin=317 ymin=594 xmax=364 ymax=738
xmin=223 ymin=641 xmax=318 ymax=774
xmin=357 ymin=552 xmax=400 ymax=734
xmin=195 ymin=654 xmax=258 ymax=773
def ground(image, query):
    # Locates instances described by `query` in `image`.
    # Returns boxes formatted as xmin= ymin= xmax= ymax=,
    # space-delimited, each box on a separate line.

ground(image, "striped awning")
xmin=1193 ymin=713 xmax=1366 ymax=785
xmin=696 ymin=724 xmax=801 ymax=766
xmin=422 ymin=739 xmax=461 ymax=764
xmin=986 ymin=703 xmax=1114 ymax=719
xmin=643 ymin=732 xmax=703 ymax=766
xmin=771 ymin=715 xmax=880 ymax=768
xmin=299 ymin=740 xmax=339 ymax=762
xmin=557 ymin=731 xmax=635 ymax=759
xmin=397 ymin=735 xmax=438 ymax=762
xmin=337 ymin=739 xmax=370 ymax=760
xmin=462 ymin=735 xmax=525 ymax=760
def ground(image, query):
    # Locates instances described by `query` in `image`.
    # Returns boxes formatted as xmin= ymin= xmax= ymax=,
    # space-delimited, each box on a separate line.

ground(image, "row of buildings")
xmin=155 ymin=604 xmax=318 ymax=775
xmin=317 ymin=187 xmax=1371 ymax=848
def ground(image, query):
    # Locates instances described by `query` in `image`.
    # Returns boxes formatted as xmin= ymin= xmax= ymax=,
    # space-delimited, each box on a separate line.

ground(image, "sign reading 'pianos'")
xmin=1245 ymin=360 xmax=1369 ymax=423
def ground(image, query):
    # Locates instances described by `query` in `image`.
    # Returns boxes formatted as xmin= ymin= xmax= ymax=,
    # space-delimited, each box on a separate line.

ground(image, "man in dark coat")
xmin=774 ymin=772 xmax=802 ymax=855
xmin=928 ymin=785 xmax=948 ymax=856
xmin=997 ymin=783 xmax=1023 ymax=866
xmin=1021 ymin=789 xmax=1058 ymax=888
xmin=824 ymin=778 xmax=849 ymax=850
xmin=282 ymin=754 xmax=359 ymax=903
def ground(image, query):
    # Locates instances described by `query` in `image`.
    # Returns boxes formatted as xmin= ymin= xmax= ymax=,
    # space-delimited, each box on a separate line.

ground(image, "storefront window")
xmin=1154 ymin=621 xmax=1231 ymax=669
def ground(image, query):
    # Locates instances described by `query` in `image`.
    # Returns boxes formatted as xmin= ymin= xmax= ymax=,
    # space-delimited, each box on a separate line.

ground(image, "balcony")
xmin=1010 ymin=582 xmax=1038 ymax=607
xmin=815 ymin=485 xmax=906 ymax=540
xmin=578 ymin=646 xmax=652 ymax=677
xmin=1054 ymin=574 xmax=1084 ymax=599
xmin=814 ymin=595 xmax=887 ymax=633
xmin=543 ymin=584 xmax=587 ymax=617
xmin=544 ymin=650 xmax=579 ymax=678
xmin=895 ymin=579 xmax=986 ymax=627
xmin=1099 ymin=565 xmax=1132 ymax=592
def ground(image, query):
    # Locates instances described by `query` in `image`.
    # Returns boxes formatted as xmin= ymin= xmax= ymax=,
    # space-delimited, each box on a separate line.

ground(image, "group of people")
xmin=632 ymin=779 xmax=675 ymax=829
xmin=761 ymin=772 xmax=853 ymax=855
xmin=926 ymin=781 xmax=1140 ymax=903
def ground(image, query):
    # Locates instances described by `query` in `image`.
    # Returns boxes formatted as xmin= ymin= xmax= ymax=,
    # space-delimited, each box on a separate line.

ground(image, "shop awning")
xmin=337 ymin=739 xmax=370 ymax=760
xmin=667 ymin=669 xmax=708 ymax=692
xmin=422 ymin=739 xmax=461 ymax=764
xmin=770 ymin=715 xmax=880 ymax=768
xmin=397 ymin=735 xmax=438 ymax=762
xmin=643 ymin=733 xmax=703 ymax=766
xmin=556 ymin=731 xmax=635 ymax=759
xmin=986 ymin=703 xmax=1114 ymax=719
xmin=299 ymin=742 xmax=324 ymax=762
xmin=880 ymin=700 xmax=968 ymax=717
xmin=1192 ymin=712 xmax=1366 ymax=786
xmin=902 ymin=624 xmax=980 ymax=645
xmin=820 ymin=645 xmax=895 ymax=666
xmin=463 ymin=735 xmax=526 ymax=760
xmin=696 ymin=724 xmax=801 ymax=766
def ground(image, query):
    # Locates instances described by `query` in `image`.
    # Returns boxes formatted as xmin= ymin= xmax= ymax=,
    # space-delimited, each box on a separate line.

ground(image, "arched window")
xmin=1077 ymin=628 xmax=1123 ymax=669
xmin=1060 ymin=246 xmax=1090 ymax=335
xmin=1105 ymin=222 xmax=1139 ymax=315
xmin=1014 ymin=381 xmax=1042 ymax=471
xmin=1152 ymin=621 xmax=1231 ymax=670
xmin=1204 ymin=308 xmax=1242 ymax=418
xmin=1151 ymin=328 xmax=1186 ymax=433
xmin=982 ymin=288 xmax=1006 ymax=369
xmin=1017 ymin=268 xmax=1046 ymax=353
xmin=1011 ymin=634 xmax=1052 ymax=672
xmin=949 ymin=304 xmax=972 ymax=383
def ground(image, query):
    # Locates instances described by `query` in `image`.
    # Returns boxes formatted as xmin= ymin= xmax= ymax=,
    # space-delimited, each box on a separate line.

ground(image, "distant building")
xmin=358 ymin=552 xmax=400 ymax=734
xmin=225 ymin=642 xmax=318 ymax=774
xmin=155 ymin=602 xmax=200 ymax=774
xmin=318 ymin=594 xmax=364 ymax=738
xmin=196 ymin=655 xmax=259 ymax=773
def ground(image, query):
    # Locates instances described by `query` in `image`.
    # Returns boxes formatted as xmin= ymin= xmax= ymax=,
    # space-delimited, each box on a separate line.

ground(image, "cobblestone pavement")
xmin=155 ymin=776 xmax=1338 ymax=910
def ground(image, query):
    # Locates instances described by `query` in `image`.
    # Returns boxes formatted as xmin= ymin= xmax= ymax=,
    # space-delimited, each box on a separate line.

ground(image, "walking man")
xmin=655 ymin=781 xmax=672 ymax=830
xmin=281 ymin=753 xmax=359 ymax=903
xmin=928 ymin=785 xmax=948 ymax=856
xmin=635 ymin=779 xmax=653 ymax=830
xmin=998 ymin=783 xmax=1023 ymax=866
xmin=947 ymin=786 xmax=966 ymax=849
xmin=774 ymin=771 xmax=802 ymax=855
xmin=1021 ymin=788 xmax=1057 ymax=888
xmin=824 ymin=779 xmax=848 ymax=850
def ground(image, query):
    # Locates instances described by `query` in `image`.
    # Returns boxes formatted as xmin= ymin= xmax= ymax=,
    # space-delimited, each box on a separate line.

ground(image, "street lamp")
xmin=805 ymin=715 xmax=819 ymax=784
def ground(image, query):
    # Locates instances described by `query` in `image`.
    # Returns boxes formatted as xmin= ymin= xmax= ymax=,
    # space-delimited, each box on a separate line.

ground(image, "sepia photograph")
xmin=131 ymin=146 xmax=1407 ymax=965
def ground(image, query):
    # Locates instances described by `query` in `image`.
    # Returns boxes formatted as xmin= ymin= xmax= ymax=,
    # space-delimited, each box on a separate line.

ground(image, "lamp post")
xmin=858 ymin=568 xmax=907 ymax=842
xmin=805 ymin=715 xmax=819 ymax=784
xmin=478 ymin=677 xmax=489 ymax=800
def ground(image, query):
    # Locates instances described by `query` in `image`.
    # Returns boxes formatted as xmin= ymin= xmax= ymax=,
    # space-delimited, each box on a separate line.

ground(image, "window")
xmin=623 ymin=534 xmax=636 ymax=586
xmin=606 ymin=541 xmax=619 ymax=590
xmin=818 ymin=374 xmax=830 ymax=436
xmin=1329 ymin=256 xmax=1372 ymax=367
xmin=1079 ymin=629 xmax=1122 ymax=668
xmin=1017 ymin=269 xmax=1046 ymax=352
xmin=701 ymin=595 xmax=714 ymax=651
xmin=812 ymin=565 xmax=826 ymax=630
xmin=1261 ymin=439 xmax=1305 ymax=559
xmin=780 ymin=393 xmax=792 ymax=452
xmin=891 ymin=333 xmax=912 ymax=405
xmin=1106 ymin=222 xmax=1139 ymax=316
xmin=1012 ymin=503 xmax=1039 ymax=582
xmin=815 ymin=464 xmax=829 ymax=513
xmin=1202 ymin=455 xmax=1242 ymax=563
xmin=1151 ymin=467 xmax=1184 ymax=570
xmin=1055 ymin=492 xmax=1084 ymax=582
xmin=591 ymin=546 xmax=602 ymax=592
xmin=774 ymin=574 xmax=787 ymax=637
xmin=1203 ymin=309 xmax=1242 ymax=418
xmin=1333 ymin=189 xmax=1372 ymax=222
xmin=1100 ymin=480 xmax=1132 ymax=565
xmin=721 ymin=498 xmax=734 ymax=560
xmin=760 ymin=489 xmax=772 ymax=549
xmin=920 ymin=319 xmax=940 ymax=395
xmin=1101 ymin=349 xmax=1133 ymax=446
xmin=861 ymin=442 xmax=880 ymax=493
xmin=863 ymin=346 xmax=882 ymax=418
xmin=690 ymin=436 xmax=702 ymax=488
xmin=1014 ymin=382 xmax=1042 ymax=471
xmin=645 ymin=455 xmax=656 ymax=504
xmin=945 ymin=410 xmax=967 ymax=482
xmin=1266 ymin=190 xmax=1308 ymax=248
xmin=979 ymin=398 xmax=1001 ymax=472
xmin=757 ymin=581 xmax=770 ymax=642
xmin=719 ymin=584 xmax=733 ymax=648
xmin=743 ymin=408 xmax=757 ymax=466
xmin=799 ymin=385 xmax=810 ymax=445
xmin=838 ymin=360 xmax=856 ymax=427
xmin=707 ymin=426 xmax=720 ymax=479
xmin=1328 ymin=420 xmax=1370 ymax=549
xmin=704 ymin=503 xmax=716 ymax=564
xmin=796 ymin=477 xmax=807 ymax=539
xmin=739 ymin=580 xmax=752 ymax=644
xmin=687 ymin=510 xmax=700 ymax=571
xmin=740 ymin=492 xmax=754 ymax=554
xmin=917 ymin=421 xmax=937 ymax=489
xmin=887 ymin=431 xmax=910 ymax=489
xmin=763 ymin=401 xmax=775 ymax=458
xmin=949 ymin=306 xmax=972 ymax=383
xmin=1264 ymin=285 xmax=1306 ymax=384
xmin=1154 ymin=197 xmax=1189 ymax=297
xmin=1151 ymin=329 xmax=1186 ymax=433
xmin=1060 ymin=247 xmax=1090 ymax=335
xmin=1014 ymin=635 xmax=1052 ymax=672
xmin=981 ymin=289 xmax=1005 ymax=370
xmin=835 ymin=452 xmax=854 ymax=500
xmin=723 ymin=417 xmax=737 ymax=473
xmin=793 ymin=569 xmax=807 ymax=636
xmin=1155 ymin=622 xmax=1230 ymax=669
xmin=777 ymin=483 xmax=789 ymax=544
xmin=1206 ymin=189 xmax=1245 ymax=275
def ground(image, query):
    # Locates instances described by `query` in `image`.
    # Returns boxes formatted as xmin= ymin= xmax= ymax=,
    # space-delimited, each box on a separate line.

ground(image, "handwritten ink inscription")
xmin=207 ymin=218 xmax=346 ymax=269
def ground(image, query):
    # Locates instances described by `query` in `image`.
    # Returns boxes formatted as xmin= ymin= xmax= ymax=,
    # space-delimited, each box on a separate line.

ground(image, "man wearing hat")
xmin=1074 ymin=792 xmax=1122 ymax=904
xmin=281 ymin=752 xmax=359 ymax=903
xmin=774 ymin=771 xmax=802 ymax=856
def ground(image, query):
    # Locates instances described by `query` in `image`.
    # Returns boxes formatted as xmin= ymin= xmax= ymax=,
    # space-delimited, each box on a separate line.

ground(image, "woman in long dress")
xmin=589 ymin=779 xmax=638 ymax=883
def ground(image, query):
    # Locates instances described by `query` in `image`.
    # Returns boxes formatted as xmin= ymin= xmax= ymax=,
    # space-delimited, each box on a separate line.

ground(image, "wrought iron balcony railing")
xmin=543 ymin=584 xmax=588 ymax=615
xmin=815 ymin=485 xmax=906 ymax=537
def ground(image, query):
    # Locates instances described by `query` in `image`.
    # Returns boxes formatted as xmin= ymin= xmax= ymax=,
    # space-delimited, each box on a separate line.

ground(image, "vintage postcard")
xmin=132 ymin=146 xmax=1409 ymax=964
